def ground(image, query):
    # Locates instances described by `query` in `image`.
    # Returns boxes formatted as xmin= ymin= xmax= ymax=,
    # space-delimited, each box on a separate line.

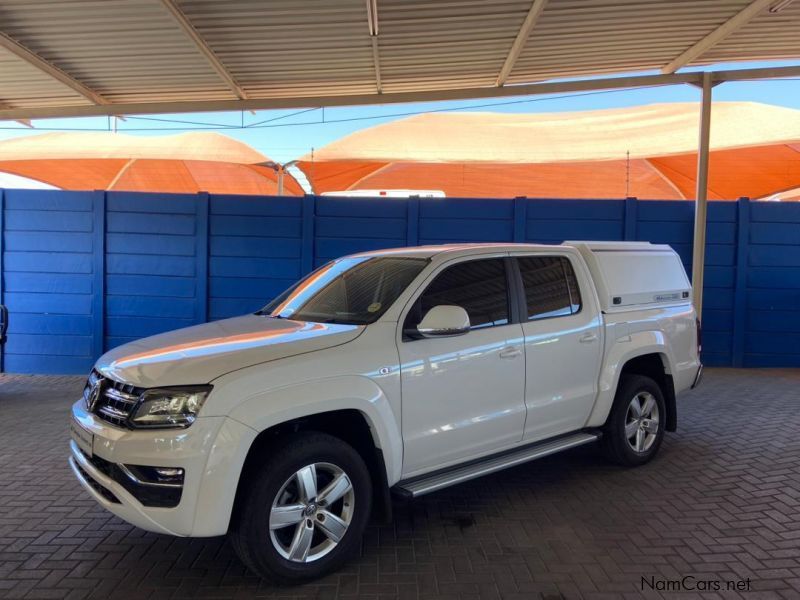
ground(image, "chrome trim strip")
xmin=98 ymin=405 xmax=130 ymax=419
xmin=70 ymin=440 xmax=118 ymax=491
xmin=395 ymin=432 xmax=600 ymax=497
xmin=104 ymin=387 xmax=138 ymax=403
xmin=117 ymin=463 xmax=183 ymax=489
xmin=68 ymin=456 xmax=116 ymax=506
xmin=417 ymin=326 xmax=470 ymax=338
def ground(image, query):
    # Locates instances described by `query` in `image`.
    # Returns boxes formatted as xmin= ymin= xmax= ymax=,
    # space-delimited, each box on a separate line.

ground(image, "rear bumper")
xmin=691 ymin=363 xmax=704 ymax=389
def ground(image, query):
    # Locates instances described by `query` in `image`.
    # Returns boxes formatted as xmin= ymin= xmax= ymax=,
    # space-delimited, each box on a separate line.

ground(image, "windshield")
xmin=259 ymin=256 xmax=429 ymax=325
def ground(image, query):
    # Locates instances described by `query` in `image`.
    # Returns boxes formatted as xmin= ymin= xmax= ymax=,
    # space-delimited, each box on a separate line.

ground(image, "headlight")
xmin=130 ymin=386 xmax=212 ymax=429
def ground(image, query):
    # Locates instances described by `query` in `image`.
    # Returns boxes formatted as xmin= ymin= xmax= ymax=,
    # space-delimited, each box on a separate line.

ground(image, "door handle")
xmin=579 ymin=333 xmax=598 ymax=343
xmin=499 ymin=347 xmax=522 ymax=359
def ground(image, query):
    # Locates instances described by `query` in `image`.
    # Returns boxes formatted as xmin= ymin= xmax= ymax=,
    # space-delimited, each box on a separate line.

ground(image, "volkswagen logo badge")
xmin=88 ymin=381 xmax=103 ymax=411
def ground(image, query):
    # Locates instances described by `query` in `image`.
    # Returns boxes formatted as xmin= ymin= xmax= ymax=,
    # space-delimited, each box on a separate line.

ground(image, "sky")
xmin=0 ymin=60 xmax=798 ymax=171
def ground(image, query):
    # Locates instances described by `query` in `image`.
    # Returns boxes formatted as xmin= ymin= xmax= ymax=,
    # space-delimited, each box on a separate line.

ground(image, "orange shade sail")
xmin=0 ymin=131 xmax=303 ymax=196
xmin=298 ymin=102 xmax=800 ymax=200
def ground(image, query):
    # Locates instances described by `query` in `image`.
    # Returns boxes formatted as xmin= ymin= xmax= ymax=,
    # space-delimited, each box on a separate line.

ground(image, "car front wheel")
xmin=230 ymin=432 xmax=372 ymax=584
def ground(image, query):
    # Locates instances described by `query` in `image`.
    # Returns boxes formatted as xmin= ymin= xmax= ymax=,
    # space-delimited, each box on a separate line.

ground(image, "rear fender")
xmin=586 ymin=330 xmax=675 ymax=428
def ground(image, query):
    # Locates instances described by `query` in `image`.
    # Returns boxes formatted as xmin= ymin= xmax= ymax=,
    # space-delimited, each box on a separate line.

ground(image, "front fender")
xmin=585 ymin=330 xmax=676 ymax=428
xmin=227 ymin=375 xmax=403 ymax=484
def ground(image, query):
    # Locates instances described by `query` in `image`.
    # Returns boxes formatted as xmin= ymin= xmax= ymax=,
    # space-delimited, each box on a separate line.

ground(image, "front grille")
xmin=84 ymin=370 xmax=143 ymax=428
xmin=74 ymin=460 xmax=121 ymax=504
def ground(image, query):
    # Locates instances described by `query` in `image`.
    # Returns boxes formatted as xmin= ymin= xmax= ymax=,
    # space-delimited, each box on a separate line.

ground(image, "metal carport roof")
xmin=1 ymin=0 xmax=799 ymax=121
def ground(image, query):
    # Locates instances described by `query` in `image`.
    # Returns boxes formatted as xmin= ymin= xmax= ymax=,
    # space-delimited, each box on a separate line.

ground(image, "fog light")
xmin=154 ymin=467 xmax=184 ymax=479
xmin=123 ymin=464 xmax=185 ymax=486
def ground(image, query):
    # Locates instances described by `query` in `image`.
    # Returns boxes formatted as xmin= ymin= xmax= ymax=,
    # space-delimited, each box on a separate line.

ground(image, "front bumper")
xmin=69 ymin=400 xmax=257 ymax=537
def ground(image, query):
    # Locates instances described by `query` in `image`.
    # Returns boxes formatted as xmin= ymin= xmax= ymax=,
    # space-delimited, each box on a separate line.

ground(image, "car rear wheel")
xmin=230 ymin=432 xmax=372 ymax=584
xmin=602 ymin=374 xmax=666 ymax=466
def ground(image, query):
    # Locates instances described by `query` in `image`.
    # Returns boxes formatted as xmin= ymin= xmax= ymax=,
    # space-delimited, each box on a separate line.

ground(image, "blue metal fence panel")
xmin=526 ymin=198 xmax=626 ymax=244
xmin=208 ymin=194 xmax=303 ymax=320
xmin=1 ymin=189 xmax=798 ymax=373
xmin=420 ymin=197 xmax=514 ymax=244
xmin=315 ymin=196 xmax=407 ymax=264
xmin=745 ymin=202 xmax=800 ymax=367
xmin=105 ymin=192 xmax=199 ymax=350
xmin=3 ymin=189 xmax=98 ymax=373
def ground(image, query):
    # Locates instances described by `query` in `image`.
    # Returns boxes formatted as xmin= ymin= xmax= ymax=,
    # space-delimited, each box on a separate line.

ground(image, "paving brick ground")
xmin=1 ymin=369 xmax=799 ymax=599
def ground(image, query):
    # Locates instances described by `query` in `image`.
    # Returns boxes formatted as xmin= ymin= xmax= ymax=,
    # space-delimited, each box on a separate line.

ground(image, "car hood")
xmin=95 ymin=314 xmax=363 ymax=388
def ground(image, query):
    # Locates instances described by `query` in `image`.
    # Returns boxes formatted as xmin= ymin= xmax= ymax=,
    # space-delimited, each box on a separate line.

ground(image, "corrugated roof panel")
xmin=699 ymin=2 xmax=800 ymax=64
xmin=0 ymin=0 xmax=797 ymax=116
xmin=177 ymin=0 xmax=376 ymax=90
xmin=376 ymin=0 xmax=528 ymax=88
xmin=0 ymin=47 xmax=89 ymax=107
xmin=508 ymin=0 xmax=756 ymax=83
xmin=0 ymin=0 xmax=231 ymax=101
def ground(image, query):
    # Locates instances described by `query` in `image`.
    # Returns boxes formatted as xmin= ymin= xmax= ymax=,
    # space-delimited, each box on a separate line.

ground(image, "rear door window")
xmin=518 ymin=256 xmax=582 ymax=321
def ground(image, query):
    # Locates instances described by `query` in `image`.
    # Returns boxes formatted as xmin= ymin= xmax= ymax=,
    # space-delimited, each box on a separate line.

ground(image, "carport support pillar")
xmin=277 ymin=167 xmax=285 ymax=196
xmin=692 ymin=72 xmax=713 ymax=321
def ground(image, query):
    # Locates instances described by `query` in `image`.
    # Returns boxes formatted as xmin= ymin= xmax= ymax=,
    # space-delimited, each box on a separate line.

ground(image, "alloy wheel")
xmin=268 ymin=462 xmax=355 ymax=563
xmin=625 ymin=391 xmax=660 ymax=453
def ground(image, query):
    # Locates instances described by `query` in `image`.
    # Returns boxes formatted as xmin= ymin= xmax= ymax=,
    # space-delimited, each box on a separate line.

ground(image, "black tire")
xmin=602 ymin=374 xmax=666 ymax=467
xmin=230 ymin=432 xmax=372 ymax=584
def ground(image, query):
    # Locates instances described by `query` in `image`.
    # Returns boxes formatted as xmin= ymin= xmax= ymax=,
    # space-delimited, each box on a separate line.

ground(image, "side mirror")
xmin=417 ymin=305 xmax=470 ymax=338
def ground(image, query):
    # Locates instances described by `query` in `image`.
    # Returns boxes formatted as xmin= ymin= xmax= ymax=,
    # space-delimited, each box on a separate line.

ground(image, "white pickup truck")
xmin=69 ymin=241 xmax=702 ymax=583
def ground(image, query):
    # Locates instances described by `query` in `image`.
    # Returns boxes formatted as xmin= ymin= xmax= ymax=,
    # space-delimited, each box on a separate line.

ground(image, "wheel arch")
xmin=192 ymin=375 xmax=401 ymax=536
xmin=226 ymin=375 xmax=402 ymax=478
xmin=587 ymin=331 xmax=678 ymax=431
xmin=230 ymin=408 xmax=394 ymax=531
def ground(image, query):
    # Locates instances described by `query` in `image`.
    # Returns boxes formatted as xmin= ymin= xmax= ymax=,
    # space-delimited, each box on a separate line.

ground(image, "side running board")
xmin=393 ymin=432 xmax=600 ymax=498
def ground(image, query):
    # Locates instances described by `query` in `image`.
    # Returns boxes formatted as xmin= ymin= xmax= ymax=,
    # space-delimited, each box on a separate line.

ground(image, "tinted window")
xmin=518 ymin=256 xmax=582 ymax=321
xmin=260 ymin=256 xmax=428 ymax=325
xmin=409 ymin=258 xmax=510 ymax=330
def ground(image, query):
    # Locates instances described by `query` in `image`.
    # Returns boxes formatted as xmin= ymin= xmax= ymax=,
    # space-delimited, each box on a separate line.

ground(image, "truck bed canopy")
xmin=565 ymin=241 xmax=691 ymax=312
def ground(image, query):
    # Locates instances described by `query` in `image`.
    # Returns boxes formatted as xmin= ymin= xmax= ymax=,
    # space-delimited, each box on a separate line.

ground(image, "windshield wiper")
xmin=317 ymin=317 xmax=368 ymax=325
